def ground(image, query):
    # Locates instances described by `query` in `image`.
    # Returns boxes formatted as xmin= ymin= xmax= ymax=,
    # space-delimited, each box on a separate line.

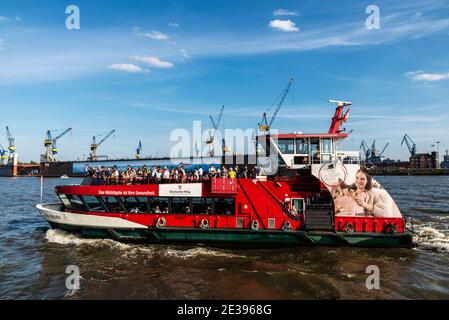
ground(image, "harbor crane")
xmin=6 ymin=126 xmax=16 ymax=153
xmin=206 ymin=105 xmax=227 ymax=157
xmin=360 ymin=140 xmax=371 ymax=159
xmin=41 ymin=128 xmax=72 ymax=162
xmin=258 ymin=78 xmax=294 ymax=132
xmin=401 ymin=134 xmax=417 ymax=156
xmin=371 ymin=140 xmax=389 ymax=158
xmin=135 ymin=140 xmax=142 ymax=159
xmin=89 ymin=129 xmax=116 ymax=161
xmin=360 ymin=139 xmax=389 ymax=165
xmin=327 ymin=100 xmax=352 ymax=134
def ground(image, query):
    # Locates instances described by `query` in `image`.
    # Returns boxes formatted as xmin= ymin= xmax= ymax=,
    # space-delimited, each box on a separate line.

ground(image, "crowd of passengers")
xmin=85 ymin=164 xmax=259 ymax=185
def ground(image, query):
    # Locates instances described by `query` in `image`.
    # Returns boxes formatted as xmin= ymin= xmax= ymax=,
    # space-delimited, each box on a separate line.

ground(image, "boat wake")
xmin=413 ymin=225 xmax=449 ymax=253
xmin=163 ymin=247 xmax=244 ymax=259
xmin=45 ymin=229 xmax=135 ymax=251
xmin=44 ymin=229 xmax=243 ymax=259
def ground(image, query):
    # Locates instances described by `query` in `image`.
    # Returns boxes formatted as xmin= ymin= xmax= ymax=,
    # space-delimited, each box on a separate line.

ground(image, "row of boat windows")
xmin=58 ymin=194 xmax=235 ymax=215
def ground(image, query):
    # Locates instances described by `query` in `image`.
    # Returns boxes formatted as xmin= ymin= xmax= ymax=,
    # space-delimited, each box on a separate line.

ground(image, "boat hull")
xmin=37 ymin=203 xmax=414 ymax=248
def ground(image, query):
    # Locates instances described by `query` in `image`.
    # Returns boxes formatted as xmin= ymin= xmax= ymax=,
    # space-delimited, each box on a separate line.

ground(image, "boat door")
xmin=290 ymin=198 xmax=305 ymax=219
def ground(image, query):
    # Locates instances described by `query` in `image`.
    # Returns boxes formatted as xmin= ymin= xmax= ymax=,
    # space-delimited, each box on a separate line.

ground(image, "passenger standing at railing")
xmin=110 ymin=167 xmax=119 ymax=185
xmin=208 ymin=164 xmax=216 ymax=176
xmin=198 ymin=166 xmax=203 ymax=181
xmin=221 ymin=166 xmax=228 ymax=178
xmin=228 ymin=167 xmax=236 ymax=179
xmin=163 ymin=166 xmax=170 ymax=183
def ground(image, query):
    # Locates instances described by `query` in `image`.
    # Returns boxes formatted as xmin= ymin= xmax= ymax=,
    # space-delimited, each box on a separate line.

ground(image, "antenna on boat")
xmin=327 ymin=100 xmax=352 ymax=134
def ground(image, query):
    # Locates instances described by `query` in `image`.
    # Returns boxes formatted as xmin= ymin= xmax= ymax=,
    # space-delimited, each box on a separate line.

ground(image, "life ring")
xmin=251 ymin=220 xmax=259 ymax=231
xmin=344 ymin=222 xmax=354 ymax=233
xmin=282 ymin=221 xmax=292 ymax=232
xmin=199 ymin=218 xmax=209 ymax=230
xmin=156 ymin=217 xmax=166 ymax=229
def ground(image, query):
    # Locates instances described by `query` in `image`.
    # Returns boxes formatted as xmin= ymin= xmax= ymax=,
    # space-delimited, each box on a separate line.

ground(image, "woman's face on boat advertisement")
xmin=355 ymin=171 xmax=368 ymax=191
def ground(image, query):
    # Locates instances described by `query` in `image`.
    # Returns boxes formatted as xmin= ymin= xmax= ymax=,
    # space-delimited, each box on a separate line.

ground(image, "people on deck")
xmin=84 ymin=164 xmax=258 ymax=185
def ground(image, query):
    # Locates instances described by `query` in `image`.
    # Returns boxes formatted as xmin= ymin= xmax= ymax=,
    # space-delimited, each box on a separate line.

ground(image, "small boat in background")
xmin=60 ymin=174 xmax=69 ymax=179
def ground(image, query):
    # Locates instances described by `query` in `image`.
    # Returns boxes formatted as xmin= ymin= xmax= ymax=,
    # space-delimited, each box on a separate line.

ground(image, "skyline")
xmin=1 ymin=0 xmax=449 ymax=162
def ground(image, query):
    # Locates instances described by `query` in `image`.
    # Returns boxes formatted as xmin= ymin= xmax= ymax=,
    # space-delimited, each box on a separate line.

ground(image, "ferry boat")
xmin=36 ymin=101 xmax=414 ymax=248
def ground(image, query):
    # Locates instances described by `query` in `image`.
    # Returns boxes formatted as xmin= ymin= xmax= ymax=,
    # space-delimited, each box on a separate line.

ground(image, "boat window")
xmin=170 ymin=197 xmax=191 ymax=214
xmin=310 ymin=138 xmax=320 ymax=163
xmin=321 ymin=138 xmax=332 ymax=154
xmin=101 ymin=196 xmax=126 ymax=213
xmin=65 ymin=194 xmax=88 ymax=211
xmin=120 ymin=197 xmax=148 ymax=214
xmin=295 ymin=138 xmax=308 ymax=154
xmin=83 ymin=195 xmax=106 ymax=212
xmin=149 ymin=197 xmax=169 ymax=214
xmin=192 ymin=198 xmax=214 ymax=215
xmin=278 ymin=139 xmax=294 ymax=154
xmin=292 ymin=198 xmax=305 ymax=215
xmin=214 ymin=198 xmax=235 ymax=215
xmin=58 ymin=194 xmax=72 ymax=208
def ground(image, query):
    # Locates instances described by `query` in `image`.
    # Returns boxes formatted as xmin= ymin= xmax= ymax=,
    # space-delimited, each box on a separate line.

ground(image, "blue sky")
xmin=1 ymin=0 xmax=449 ymax=162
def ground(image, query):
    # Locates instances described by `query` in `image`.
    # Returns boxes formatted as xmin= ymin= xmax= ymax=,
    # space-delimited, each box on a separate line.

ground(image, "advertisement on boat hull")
xmin=312 ymin=163 xmax=402 ymax=218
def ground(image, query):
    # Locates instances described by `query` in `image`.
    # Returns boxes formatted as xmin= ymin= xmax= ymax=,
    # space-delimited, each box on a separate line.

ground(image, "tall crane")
xmin=401 ymin=134 xmax=416 ymax=156
xmin=6 ymin=126 xmax=16 ymax=153
xmin=89 ymin=130 xmax=115 ymax=161
xmin=135 ymin=140 xmax=142 ymax=159
xmin=42 ymin=128 xmax=72 ymax=162
xmin=259 ymin=78 xmax=294 ymax=132
xmin=378 ymin=142 xmax=389 ymax=158
xmin=206 ymin=105 xmax=225 ymax=157
xmin=360 ymin=140 xmax=371 ymax=159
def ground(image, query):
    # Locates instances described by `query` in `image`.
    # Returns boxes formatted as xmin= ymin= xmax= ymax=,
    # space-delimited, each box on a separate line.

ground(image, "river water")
xmin=0 ymin=176 xmax=448 ymax=299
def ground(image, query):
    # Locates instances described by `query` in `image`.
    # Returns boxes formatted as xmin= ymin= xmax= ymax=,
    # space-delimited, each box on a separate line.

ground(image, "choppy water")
xmin=0 ymin=176 xmax=448 ymax=299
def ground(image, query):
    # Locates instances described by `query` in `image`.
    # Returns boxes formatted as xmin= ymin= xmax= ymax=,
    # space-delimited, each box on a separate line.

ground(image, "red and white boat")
xmin=37 ymin=101 xmax=414 ymax=248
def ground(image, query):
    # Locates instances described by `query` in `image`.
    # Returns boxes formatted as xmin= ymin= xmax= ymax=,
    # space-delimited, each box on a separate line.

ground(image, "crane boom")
xmin=401 ymin=134 xmax=416 ymax=155
xmin=259 ymin=78 xmax=294 ymax=132
xmin=379 ymin=142 xmax=389 ymax=157
xmin=360 ymin=140 xmax=370 ymax=158
xmin=97 ymin=130 xmax=116 ymax=147
xmin=269 ymin=78 xmax=294 ymax=128
xmin=54 ymin=128 xmax=72 ymax=141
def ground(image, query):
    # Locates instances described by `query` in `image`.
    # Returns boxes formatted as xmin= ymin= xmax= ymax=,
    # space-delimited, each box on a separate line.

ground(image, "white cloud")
xmin=268 ymin=19 xmax=299 ymax=32
xmin=0 ymin=16 xmax=10 ymax=22
xmin=168 ymin=22 xmax=179 ymax=28
xmin=107 ymin=64 xmax=149 ymax=74
xmin=137 ymin=30 xmax=170 ymax=40
xmin=132 ymin=55 xmax=174 ymax=68
xmin=406 ymin=70 xmax=449 ymax=82
xmin=15 ymin=17 xmax=22 ymax=22
xmin=273 ymin=9 xmax=298 ymax=16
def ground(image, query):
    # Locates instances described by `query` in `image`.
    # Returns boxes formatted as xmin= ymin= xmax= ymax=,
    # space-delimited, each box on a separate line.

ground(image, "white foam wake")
xmin=415 ymin=226 xmax=449 ymax=253
xmin=163 ymin=247 xmax=243 ymax=259
xmin=45 ymin=229 xmax=135 ymax=251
